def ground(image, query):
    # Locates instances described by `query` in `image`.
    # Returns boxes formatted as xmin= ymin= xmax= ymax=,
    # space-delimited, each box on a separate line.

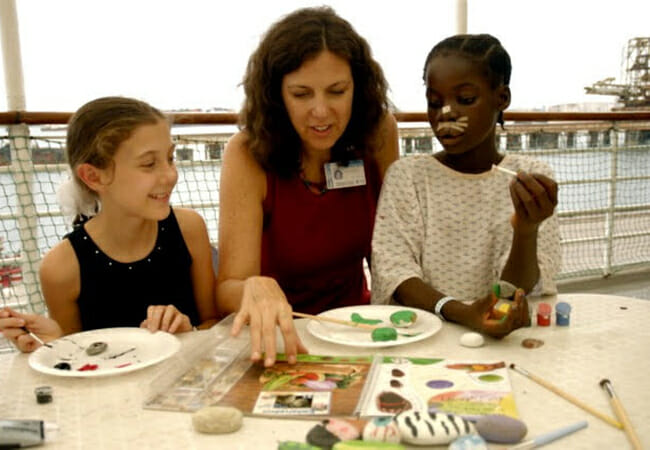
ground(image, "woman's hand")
xmin=509 ymin=172 xmax=558 ymax=234
xmin=231 ymin=276 xmax=308 ymax=367
xmin=0 ymin=307 xmax=63 ymax=353
xmin=462 ymin=290 xmax=531 ymax=338
xmin=140 ymin=305 xmax=193 ymax=334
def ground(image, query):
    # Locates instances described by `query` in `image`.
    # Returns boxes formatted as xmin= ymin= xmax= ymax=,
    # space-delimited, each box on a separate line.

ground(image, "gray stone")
xmin=192 ymin=406 xmax=243 ymax=434
xmin=475 ymin=414 xmax=527 ymax=444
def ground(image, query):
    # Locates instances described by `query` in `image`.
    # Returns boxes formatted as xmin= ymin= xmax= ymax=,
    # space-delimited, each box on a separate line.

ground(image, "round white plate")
xmin=306 ymin=305 xmax=442 ymax=348
xmin=28 ymin=327 xmax=181 ymax=377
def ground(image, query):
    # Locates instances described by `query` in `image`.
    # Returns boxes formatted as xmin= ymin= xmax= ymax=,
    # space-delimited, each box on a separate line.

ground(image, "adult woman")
xmin=218 ymin=7 xmax=398 ymax=366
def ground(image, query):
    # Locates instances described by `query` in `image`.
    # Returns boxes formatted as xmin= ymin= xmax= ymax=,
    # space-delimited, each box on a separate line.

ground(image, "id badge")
xmin=324 ymin=159 xmax=366 ymax=189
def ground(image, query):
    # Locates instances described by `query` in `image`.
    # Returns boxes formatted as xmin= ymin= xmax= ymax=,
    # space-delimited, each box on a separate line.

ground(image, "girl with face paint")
xmin=371 ymin=34 xmax=561 ymax=339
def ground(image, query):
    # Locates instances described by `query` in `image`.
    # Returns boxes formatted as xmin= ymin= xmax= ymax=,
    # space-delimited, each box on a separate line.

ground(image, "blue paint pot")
xmin=555 ymin=302 xmax=572 ymax=326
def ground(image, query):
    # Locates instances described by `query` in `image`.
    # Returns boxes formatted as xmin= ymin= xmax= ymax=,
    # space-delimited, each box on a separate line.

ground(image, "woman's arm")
xmin=372 ymin=113 xmax=400 ymax=181
xmin=39 ymin=240 xmax=83 ymax=335
xmin=217 ymin=132 xmax=306 ymax=366
xmin=216 ymin=131 xmax=267 ymax=313
xmin=175 ymin=207 xmax=219 ymax=329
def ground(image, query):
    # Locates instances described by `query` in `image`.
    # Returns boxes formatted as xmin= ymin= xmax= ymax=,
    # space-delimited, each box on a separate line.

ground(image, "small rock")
xmin=192 ymin=406 xmax=243 ymax=434
xmin=325 ymin=418 xmax=360 ymax=441
xmin=460 ymin=332 xmax=484 ymax=348
xmin=306 ymin=424 xmax=340 ymax=449
xmin=371 ymin=327 xmax=397 ymax=342
xmin=362 ymin=417 xmax=401 ymax=443
xmin=395 ymin=411 xmax=475 ymax=446
xmin=86 ymin=341 xmax=108 ymax=356
xmin=389 ymin=310 xmax=417 ymax=327
xmin=333 ymin=440 xmax=404 ymax=449
xmin=448 ymin=434 xmax=488 ymax=450
xmin=475 ymin=414 xmax=527 ymax=444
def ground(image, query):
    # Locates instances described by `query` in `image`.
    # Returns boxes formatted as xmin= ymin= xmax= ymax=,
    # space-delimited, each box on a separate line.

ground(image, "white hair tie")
xmin=56 ymin=176 xmax=99 ymax=223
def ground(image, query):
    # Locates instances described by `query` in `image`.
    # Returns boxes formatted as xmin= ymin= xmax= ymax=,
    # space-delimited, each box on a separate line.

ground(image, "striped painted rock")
xmin=394 ymin=411 xmax=476 ymax=445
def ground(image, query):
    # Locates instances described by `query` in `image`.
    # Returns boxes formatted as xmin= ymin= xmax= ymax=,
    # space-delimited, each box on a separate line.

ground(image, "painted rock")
xmin=394 ymin=411 xmax=476 ymax=446
xmin=362 ymin=417 xmax=401 ymax=443
xmin=277 ymin=442 xmax=322 ymax=450
xmin=86 ymin=341 xmax=108 ymax=356
xmin=389 ymin=310 xmax=417 ymax=327
xmin=371 ymin=327 xmax=397 ymax=342
xmin=54 ymin=362 xmax=71 ymax=370
xmin=333 ymin=440 xmax=404 ymax=449
xmin=377 ymin=391 xmax=412 ymax=414
xmin=306 ymin=424 xmax=340 ymax=448
xmin=459 ymin=332 xmax=484 ymax=348
xmin=325 ymin=418 xmax=360 ymax=441
xmin=475 ymin=414 xmax=527 ymax=444
xmin=448 ymin=434 xmax=488 ymax=450
xmin=192 ymin=406 xmax=243 ymax=434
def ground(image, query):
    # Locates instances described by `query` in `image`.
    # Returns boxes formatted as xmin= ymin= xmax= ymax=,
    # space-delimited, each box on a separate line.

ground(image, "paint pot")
xmin=536 ymin=302 xmax=552 ymax=326
xmin=34 ymin=386 xmax=53 ymax=404
xmin=555 ymin=302 xmax=572 ymax=326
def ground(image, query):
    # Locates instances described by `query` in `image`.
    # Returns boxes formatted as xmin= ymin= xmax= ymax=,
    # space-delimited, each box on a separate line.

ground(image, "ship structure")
xmin=585 ymin=37 xmax=650 ymax=110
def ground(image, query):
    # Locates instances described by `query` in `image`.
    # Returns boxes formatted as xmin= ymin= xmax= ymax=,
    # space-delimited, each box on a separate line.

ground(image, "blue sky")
xmin=2 ymin=0 xmax=649 ymax=112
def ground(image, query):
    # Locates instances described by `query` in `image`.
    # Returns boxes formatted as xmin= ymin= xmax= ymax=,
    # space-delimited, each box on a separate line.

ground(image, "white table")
xmin=0 ymin=293 xmax=648 ymax=449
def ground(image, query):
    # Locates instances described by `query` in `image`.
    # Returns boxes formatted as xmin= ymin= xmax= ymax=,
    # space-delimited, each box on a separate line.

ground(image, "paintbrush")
xmin=292 ymin=312 xmax=380 ymax=330
xmin=22 ymin=327 xmax=53 ymax=348
xmin=509 ymin=364 xmax=622 ymax=429
xmin=492 ymin=164 xmax=518 ymax=177
xmin=508 ymin=420 xmax=588 ymax=449
xmin=600 ymin=378 xmax=642 ymax=449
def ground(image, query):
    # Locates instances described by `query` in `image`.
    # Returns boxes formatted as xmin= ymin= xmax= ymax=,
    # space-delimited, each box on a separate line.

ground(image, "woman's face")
xmin=281 ymin=50 xmax=354 ymax=156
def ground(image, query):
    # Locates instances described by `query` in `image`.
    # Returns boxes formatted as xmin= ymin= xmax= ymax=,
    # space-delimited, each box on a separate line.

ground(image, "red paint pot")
xmin=537 ymin=302 xmax=552 ymax=326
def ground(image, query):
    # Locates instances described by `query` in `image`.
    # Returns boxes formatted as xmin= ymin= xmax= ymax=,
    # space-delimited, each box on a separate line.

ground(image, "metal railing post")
xmin=604 ymin=126 xmax=619 ymax=276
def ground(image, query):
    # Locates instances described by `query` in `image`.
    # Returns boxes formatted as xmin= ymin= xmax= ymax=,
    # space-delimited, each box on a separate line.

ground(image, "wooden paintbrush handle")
xmin=292 ymin=312 xmax=378 ymax=330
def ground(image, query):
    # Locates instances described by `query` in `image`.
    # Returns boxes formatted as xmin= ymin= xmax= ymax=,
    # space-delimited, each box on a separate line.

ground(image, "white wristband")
xmin=434 ymin=296 xmax=455 ymax=321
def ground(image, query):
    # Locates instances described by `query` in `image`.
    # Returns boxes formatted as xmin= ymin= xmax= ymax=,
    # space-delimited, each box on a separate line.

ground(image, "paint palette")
xmin=306 ymin=305 xmax=441 ymax=348
xmin=28 ymin=327 xmax=181 ymax=377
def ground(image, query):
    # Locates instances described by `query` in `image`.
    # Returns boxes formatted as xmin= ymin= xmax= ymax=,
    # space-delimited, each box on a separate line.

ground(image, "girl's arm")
xmin=501 ymin=171 xmax=559 ymax=292
xmin=217 ymin=132 xmax=306 ymax=367
xmin=174 ymin=207 xmax=219 ymax=329
xmin=39 ymin=240 xmax=83 ymax=335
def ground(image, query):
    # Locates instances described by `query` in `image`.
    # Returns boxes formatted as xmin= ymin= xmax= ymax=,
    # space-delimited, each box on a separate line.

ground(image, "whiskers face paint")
xmin=436 ymin=116 xmax=468 ymax=133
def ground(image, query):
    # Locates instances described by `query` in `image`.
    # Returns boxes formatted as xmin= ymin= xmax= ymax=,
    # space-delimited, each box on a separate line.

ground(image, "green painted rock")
xmin=371 ymin=327 xmax=397 ymax=342
xmin=389 ymin=310 xmax=417 ymax=327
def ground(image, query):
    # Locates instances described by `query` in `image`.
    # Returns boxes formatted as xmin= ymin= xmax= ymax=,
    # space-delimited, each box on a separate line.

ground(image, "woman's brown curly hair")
xmin=239 ymin=6 xmax=389 ymax=178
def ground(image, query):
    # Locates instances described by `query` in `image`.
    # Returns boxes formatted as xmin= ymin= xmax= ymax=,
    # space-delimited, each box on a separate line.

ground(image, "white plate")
xmin=28 ymin=327 xmax=181 ymax=377
xmin=306 ymin=305 xmax=442 ymax=348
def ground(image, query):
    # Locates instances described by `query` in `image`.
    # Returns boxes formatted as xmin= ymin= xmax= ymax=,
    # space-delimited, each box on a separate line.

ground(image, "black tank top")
xmin=67 ymin=208 xmax=199 ymax=330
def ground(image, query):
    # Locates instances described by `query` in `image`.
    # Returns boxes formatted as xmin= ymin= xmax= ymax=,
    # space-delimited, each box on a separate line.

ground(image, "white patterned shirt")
xmin=371 ymin=153 xmax=561 ymax=305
